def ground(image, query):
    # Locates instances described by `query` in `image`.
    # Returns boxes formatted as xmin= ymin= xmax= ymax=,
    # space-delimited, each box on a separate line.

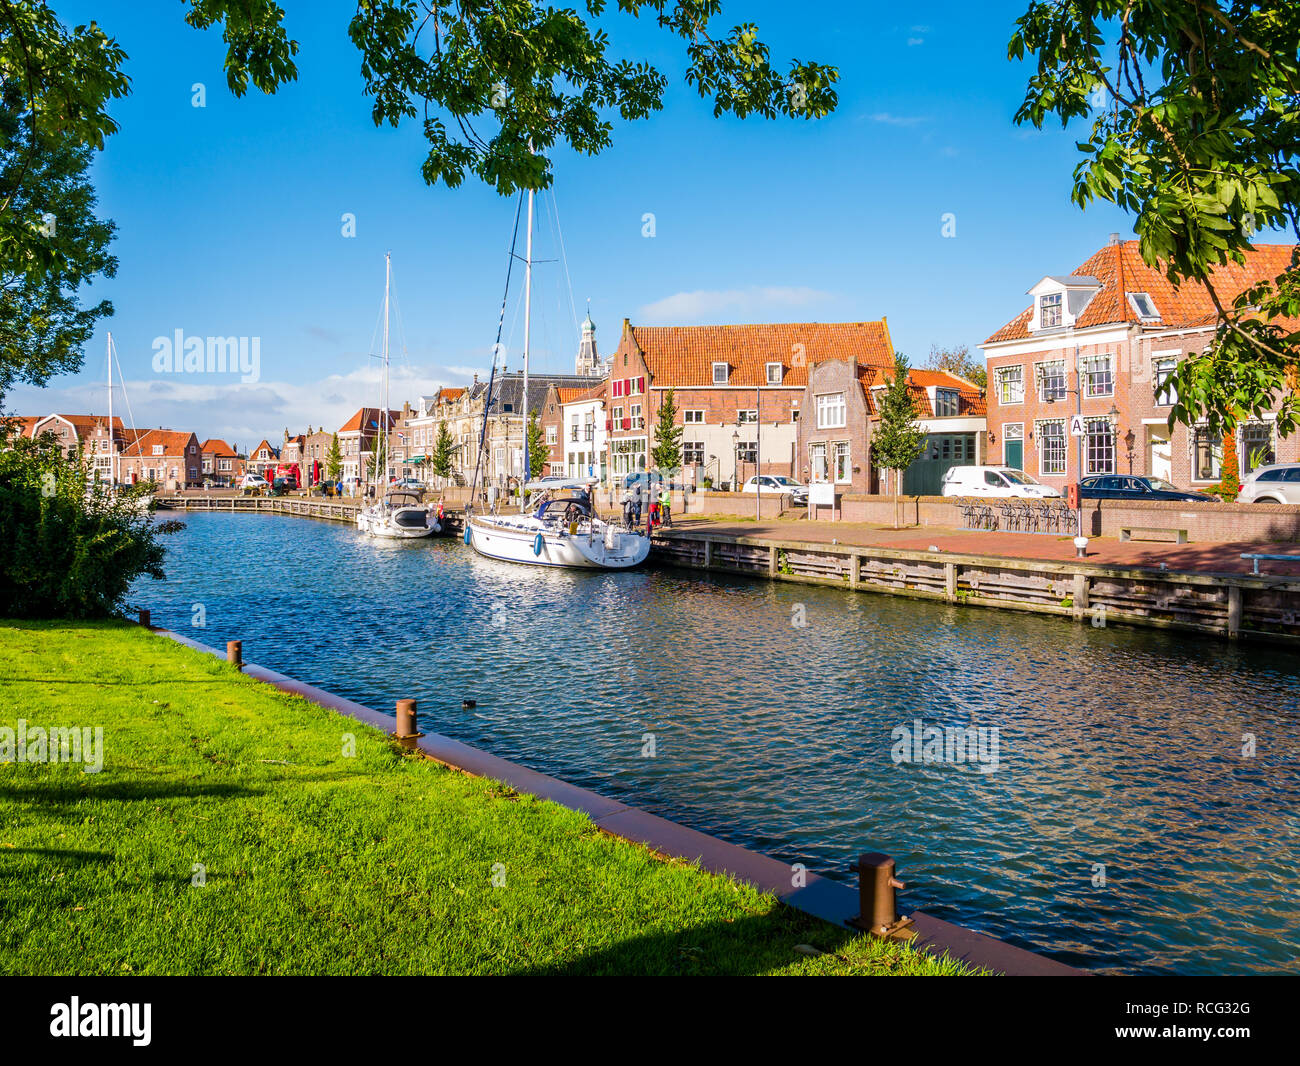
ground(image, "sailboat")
xmin=355 ymin=253 xmax=442 ymax=540
xmin=464 ymin=182 xmax=649 ymax=569
xmin=96 ymin=333 xmax=150 ymax=512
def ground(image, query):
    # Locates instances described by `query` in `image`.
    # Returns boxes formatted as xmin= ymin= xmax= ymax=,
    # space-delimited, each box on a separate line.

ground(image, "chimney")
xmin=1109 ymin=232 xmax=1121 ymax=245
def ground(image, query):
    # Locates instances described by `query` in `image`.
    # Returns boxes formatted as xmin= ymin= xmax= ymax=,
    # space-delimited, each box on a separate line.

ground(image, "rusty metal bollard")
xmin=138 ymin=609 xmax=151 ymax=628
xmin=847 ymin=852 xmax=915 ymax=939
xmin=227 ymin=640 xmax=243 ymax=668
xmin=395 ymin=698 xmax=424 ymax=750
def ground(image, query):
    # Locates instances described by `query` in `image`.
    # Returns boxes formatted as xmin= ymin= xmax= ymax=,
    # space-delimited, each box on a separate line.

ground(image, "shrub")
xmin=0 ymin=423 xmax=182 ymax=618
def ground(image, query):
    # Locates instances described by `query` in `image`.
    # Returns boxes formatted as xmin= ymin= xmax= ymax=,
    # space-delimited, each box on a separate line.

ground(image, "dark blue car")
xmin=1079 ymin=475 xmax=1216 ymax=502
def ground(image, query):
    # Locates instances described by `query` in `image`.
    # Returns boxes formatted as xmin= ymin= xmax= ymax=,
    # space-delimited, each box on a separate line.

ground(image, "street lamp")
xmin=732 ymin=430 xmax=740 ymax=493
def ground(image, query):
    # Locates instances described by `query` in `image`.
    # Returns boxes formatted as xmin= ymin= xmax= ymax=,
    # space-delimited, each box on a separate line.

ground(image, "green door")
xmin=1004 ymin=439 xmax=1023 ymax=470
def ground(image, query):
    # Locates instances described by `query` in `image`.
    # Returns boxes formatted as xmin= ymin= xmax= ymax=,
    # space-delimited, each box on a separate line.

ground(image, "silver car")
xmin=1239 ymin=463 xmax=1300 ymax=504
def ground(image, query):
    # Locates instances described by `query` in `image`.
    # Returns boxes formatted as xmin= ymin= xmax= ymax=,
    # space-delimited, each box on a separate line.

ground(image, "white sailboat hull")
xmin=467 ymin=515 xmax=649 ymax=569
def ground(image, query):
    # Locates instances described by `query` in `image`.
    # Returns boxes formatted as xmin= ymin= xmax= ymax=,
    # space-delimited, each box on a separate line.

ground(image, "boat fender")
xmin=430 ymin=520 xmax=441 ymax=534
xmin=569 ymin=520 xmax=579 ymax=536
xmin=463 ymin=526 xmax=471 ymax=546
xmin=533 ymin=532 xmax=544 ymax=556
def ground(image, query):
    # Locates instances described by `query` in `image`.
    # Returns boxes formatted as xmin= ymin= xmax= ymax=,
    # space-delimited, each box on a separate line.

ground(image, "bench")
xmin=1241 ymin=552 xmax=1300 ymax=575
xmin=1120 ymin=525 xmax=1188 ymax=544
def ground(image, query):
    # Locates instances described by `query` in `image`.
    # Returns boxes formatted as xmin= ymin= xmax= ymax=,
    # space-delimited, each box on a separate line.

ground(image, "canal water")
xmin=139 ymin=512 xmax=1300 ymax=975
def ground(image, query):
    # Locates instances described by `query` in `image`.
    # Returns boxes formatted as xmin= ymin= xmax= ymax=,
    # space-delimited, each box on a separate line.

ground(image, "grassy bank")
xmin=0 ymin=621 xmax=969 ymax=975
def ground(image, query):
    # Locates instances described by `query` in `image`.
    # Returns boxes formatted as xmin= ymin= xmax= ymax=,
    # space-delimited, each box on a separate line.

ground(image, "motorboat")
xmin=466 ymin=480 xmax=648 ymax=569
xmin=357 ymin=489 xmax=442 ymax=539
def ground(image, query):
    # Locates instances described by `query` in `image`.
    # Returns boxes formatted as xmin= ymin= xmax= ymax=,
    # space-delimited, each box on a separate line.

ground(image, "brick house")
xmin=606 ymin=319 xmax=833 ymax=488
xmin=337 ymin=408 xmax=398 ymax=487
xmin=797 ymin=352 xmax=986 ymax=496
xmin=119 ymin=430 xmax=202 ymax=490
xmin=558 ymin=384 xmax=607 ymax=480
xmin=982 ymin=236 xmax=1299 ymax=492
xmin=303 ymin=430 xmax=334 ymax=485
xmin=199 ymin=439 xmax=242 ymax=486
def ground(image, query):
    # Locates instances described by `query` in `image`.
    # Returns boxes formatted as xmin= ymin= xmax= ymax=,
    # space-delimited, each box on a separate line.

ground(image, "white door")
xmin=1149 ymin=432 xmax=1172 ymax=481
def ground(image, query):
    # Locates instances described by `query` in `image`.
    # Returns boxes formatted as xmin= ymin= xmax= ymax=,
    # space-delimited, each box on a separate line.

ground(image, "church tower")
xmin=575 ymin=303 xmax=600 ymax=377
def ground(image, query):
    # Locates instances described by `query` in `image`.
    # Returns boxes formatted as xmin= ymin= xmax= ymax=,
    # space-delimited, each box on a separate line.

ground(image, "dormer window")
xmin=766 ymin=362 xmax=783 ymax=384
xmin=934 ymin=389 xmax=960 ymax=417
xmin=712 ymin=362 xmax=729 ymax=385
xmin=1040 ymin=292 xmax=1062 ymax=328
xmin=1128 ymin=292 xmax=1160 ymax=320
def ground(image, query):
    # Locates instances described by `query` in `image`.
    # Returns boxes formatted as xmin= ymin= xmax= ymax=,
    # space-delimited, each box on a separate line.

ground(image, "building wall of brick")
xmin=797 ymin=359 xmax=874 ymax=493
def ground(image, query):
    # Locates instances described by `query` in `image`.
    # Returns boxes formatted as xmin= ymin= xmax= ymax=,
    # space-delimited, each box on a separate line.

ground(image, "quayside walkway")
xmin=669 ymin=516 xmax=1300 ymax=578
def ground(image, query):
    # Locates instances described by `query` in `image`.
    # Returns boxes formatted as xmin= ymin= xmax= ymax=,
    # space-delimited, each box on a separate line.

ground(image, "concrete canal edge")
xmin=651 ymin=529 xmax=1300 ymax=646
xmin=154 ymin=625 xmax=1080 ymax=976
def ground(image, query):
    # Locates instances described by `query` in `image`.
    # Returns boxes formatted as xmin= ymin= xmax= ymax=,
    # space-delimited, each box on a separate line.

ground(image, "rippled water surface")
xmin=139 ymin=513 xmax=1300 ymax=974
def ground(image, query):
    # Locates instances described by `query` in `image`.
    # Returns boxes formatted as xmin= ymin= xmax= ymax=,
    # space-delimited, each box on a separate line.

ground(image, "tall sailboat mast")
xmin=106 ymin=332 xmax=114 ymax=489
xmin=521 ymin=181 xmax=534 ymax=503
xmin=381 ymin=251 xmax=391 ymax=483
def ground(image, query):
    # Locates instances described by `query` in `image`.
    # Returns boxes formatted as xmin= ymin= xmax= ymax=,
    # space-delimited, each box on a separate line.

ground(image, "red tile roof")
xmin=200 ymin=438 xmax=237 ymax=456
xmin=124 ymin=429 xmax=197 ymax=457
xmin=339 ymin=407 xmax=400 ymax=433
xmin=629 ymin=321 xmax=895 ymax=387
xmin=857 ymin=365 xmax=985 ymax=418
xmin=556 ymin=385 xmax=604 ymax=404
xmin=986 ymin=240 xmax=1297 ymax=344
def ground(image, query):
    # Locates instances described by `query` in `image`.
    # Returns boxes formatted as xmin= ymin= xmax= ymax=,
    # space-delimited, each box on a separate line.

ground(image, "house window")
xmin=1084 ymin=418 xmax=1115 ymax=475
xmin=1083 ymin=355 xmax=1114 ymax=398
xmin=815 ymin=392 xmax=846 ymax=429
xmin=833 ymin=442 xmax=851 ymax=483
xmin=684 ymin=410 xmax=704 ymax=424
xmin=1040 ymin=292 xmax=1062 ymax=328
xmin=1242 ymin=422 xmax=1275 ymax=473
xmin=683 ymin=441 xmax=704 ymax=465
xmin=546 ymin=426 xmax=557 ymax=445
xmin=612 ymin=406 xmax=623 ymax=426
xmin=1153 ymin=356 xmax=1178 ymax=406
xmin=1193 ymin=427 xmax=1222 ymax=481
xmin=712 ymin=362 xmax=729 ymax=385
xmin=809 ymin=442 xmax=828 ymax=482
xmin=737 ymin=441 xmax=757 ymax=464
xmin=791 ymin=410 xmax=800 ymax=423
xmin=766 ymin=362 xmax=783 ymax=384
xmin=933 ymin=389 xmax=960 ymax=417
xmin=737 ymin=409 xmax=758 ymax=424
xmin=1036 ymin=360 xmax=1067 ymax=401
xmin=995 ymin=365 xmax=1024 ymax=405
xmin=152 ymin=445 xmax=164 ymax=456
xmin=630 ymin=404 xmax=644 ymax=430
xmin=1036 ymin=419 xmax=1067 ymax=476
xmin=1128 ymin=292 xmax=1160 ymax=320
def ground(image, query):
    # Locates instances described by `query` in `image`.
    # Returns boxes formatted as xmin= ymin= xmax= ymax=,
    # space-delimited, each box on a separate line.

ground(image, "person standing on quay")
xmin=658 ymin=485 xmax=672 ymax=528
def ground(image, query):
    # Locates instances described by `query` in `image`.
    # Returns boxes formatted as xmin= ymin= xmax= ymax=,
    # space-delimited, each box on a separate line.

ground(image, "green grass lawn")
xmin=0 ymin=620 xmax=971 ymax=976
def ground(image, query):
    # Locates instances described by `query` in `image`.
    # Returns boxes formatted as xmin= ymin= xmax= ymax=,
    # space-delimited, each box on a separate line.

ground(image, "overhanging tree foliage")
xmin=1010 ymin=0 xmax=1299 ymax=438
xmin=525 ymin=410 xmax=548 ymax=478
xmin=430 ymin=419 xmax=455 ymax=480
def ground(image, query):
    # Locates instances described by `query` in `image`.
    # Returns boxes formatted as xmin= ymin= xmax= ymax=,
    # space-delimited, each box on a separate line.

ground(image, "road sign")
xmin=1069 ymin=415 xmax=1086 ymax=437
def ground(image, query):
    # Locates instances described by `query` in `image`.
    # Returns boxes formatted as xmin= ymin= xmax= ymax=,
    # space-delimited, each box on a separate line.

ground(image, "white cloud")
xmin=907 ymin=37 xmax=925 ymax=46
xmin=636 ymin=286 xmax=834 ymax=324
xmin=868 ymin=112 xmax=928 ymax=126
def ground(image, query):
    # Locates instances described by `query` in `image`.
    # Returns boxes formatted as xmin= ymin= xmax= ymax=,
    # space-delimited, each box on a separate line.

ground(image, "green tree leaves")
xmin=651 ymin=386 xmax=682 ymax=470
xmin=1010 ymin=0 xmax=1299 ymax=437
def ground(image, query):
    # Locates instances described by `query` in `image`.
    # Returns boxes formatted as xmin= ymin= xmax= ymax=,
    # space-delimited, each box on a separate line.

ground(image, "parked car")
xmin=239 ymin=473 xmax=269 ymax=495
xmin=1238 ymin=463 xmax=1300 ymax=505
xmin=271 ymin=476 xmax=296 ymax=496
xmin=941 ymin=465 xmax=1062 ymax=499
xmin=742 ymin=475 xmax=808 ymax=504
xmin=1079 ymin=475 xmax=1217 ymax=502
xmin=394 ymin=477 xmax=424 ymax=490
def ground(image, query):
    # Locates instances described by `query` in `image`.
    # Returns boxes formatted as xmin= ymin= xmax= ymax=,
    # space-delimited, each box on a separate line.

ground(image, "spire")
xmin=576 ymin=299 xmax=599 ymax=376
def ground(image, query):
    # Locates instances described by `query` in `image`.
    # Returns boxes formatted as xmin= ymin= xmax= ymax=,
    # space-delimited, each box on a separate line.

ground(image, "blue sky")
xmin=11 ymin=0 xmax=1142 ymax=449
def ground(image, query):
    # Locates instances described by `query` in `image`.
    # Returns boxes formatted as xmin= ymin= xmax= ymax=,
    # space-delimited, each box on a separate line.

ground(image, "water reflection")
xmin=140 ymin=512 xmax=1300 ymax=974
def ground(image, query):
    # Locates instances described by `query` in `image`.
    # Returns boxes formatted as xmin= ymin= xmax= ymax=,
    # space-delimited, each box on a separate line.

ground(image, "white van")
xmin=941 ymin=466 xmax=1062 ymax=499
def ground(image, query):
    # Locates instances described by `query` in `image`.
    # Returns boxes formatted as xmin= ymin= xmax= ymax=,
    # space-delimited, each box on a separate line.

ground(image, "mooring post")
xmin=1227 ymin=585 xmax=1242 ymax=640
xmin=944 ymin=562 xmax=957 ymax=602
xmin=395 ymin=698 xmax=423 ymax=749
xmin=138 ymin=608 xmax=151 ymax=629
xmin=1072 ymin=571 xmax=1089 ymax=622
xmin=702 ymin=538 xmax=713 ymax=570
xmin=768 ymin=545 xmax=779 ymax=578
xmin=848 ymin=852 xmax=914 ymax=939
xmin=227 ymin=640 xmax=243 ymax=668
